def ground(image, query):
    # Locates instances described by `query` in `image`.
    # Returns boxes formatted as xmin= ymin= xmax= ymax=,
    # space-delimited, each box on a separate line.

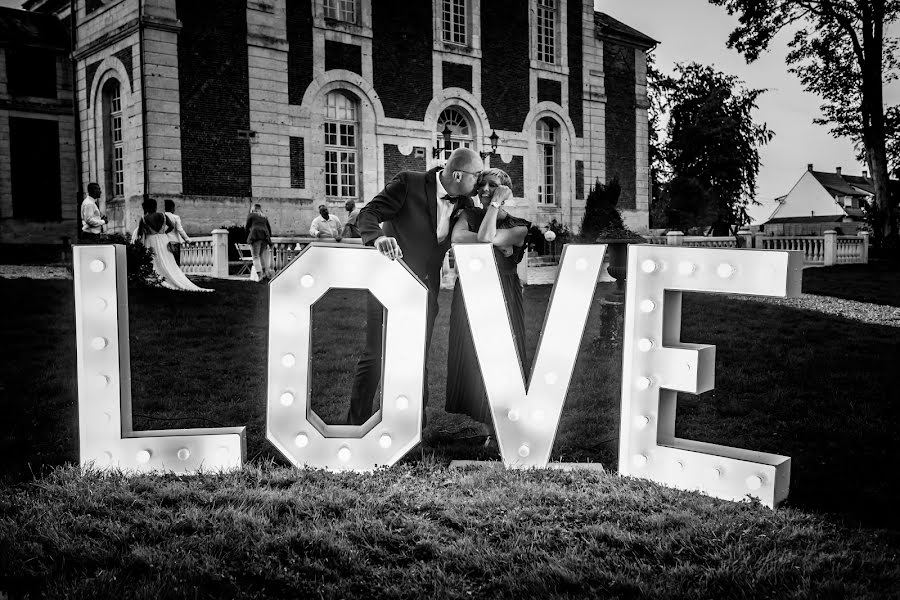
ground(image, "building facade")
xmin=0 ymin=7 xmax=77 ymax=245
xmin=23 ymin=0 xmax=655 ymax=238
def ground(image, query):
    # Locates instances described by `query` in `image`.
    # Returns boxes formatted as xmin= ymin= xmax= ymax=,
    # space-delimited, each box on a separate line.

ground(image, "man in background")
xmin=80 ymin=182 xmax=107 ymax=242
xmin=309 ymin=204 xmax=342 ymax=241
xmin=342 ymin=200 xmax=361 ymax=239
xmin=164 ymin=199 xmax=192 ymax=266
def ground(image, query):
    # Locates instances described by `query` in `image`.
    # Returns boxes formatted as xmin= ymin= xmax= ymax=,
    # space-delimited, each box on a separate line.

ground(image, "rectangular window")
xmin=109 ymin=85 xmax=124 ymax=197
xmin=540 ymin=144 xmax=556 ymax=204
xmin=324 ymin=0 xmax=357 ymax=23
xmin=5 ymin=47 xmax=57 ymax=99
xmin=536 ymin=0 xmax=556 ymax=64
xmin=9 ymin=117 xmax=61 ymax=221
xmin=442 ymin=0 xmax=467 ymax=45
xmin=325 ymin=149 xmax=357 ymax=198
xmin=537 ymin=122 xmax=557 ymax=205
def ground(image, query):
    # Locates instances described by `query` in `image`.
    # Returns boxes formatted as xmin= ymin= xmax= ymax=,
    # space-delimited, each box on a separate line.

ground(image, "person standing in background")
xmin=246 ymin=203 xmax=276 ymax=283
xmin=164 ymin=199 xmax=192 ymax=266
xmin=80 ymin=182 xmax=107 ymax=243
xmin=342 ymin=200 xmax=361 ymax=239
xmin=309 ymin=204 xmax=343 ymax=241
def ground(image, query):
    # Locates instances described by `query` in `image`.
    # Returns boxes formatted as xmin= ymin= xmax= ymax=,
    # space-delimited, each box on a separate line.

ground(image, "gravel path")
xmin=727 ymin=293 xmax=900 ymax=328
xmin=3 ymin=265 xmax=898 ymax=327
xmin=0 ymin=265 xmax=72 ymax=280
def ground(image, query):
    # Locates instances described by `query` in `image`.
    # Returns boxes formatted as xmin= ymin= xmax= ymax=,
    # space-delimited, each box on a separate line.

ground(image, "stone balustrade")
xmin=646 ymin=230 xmax=869 ymax=266
xmin=179 ymin=228 xmax=869 ymax=281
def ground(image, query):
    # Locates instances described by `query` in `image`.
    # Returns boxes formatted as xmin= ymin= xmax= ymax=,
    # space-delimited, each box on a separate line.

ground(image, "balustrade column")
xmin=860 ymin=231 xmax=869 ymax=264
xmin=823 ymin=230 xmax=837 ymax=266
xmin=666 ymin=231 xmax=684 ymax=246
xmin=212 ymin=229 xmax=229 ymax=278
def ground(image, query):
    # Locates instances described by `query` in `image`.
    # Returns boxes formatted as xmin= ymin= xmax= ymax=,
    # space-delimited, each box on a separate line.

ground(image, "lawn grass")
xmin=802 ymin=258 xmax=900 ymax=307
xmin=1 ymin=263 xmax=899 ymax=598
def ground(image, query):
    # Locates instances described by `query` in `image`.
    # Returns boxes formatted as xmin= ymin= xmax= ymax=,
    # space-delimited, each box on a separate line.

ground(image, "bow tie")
xmin=440 ymin=194 xmax=458 ymax=202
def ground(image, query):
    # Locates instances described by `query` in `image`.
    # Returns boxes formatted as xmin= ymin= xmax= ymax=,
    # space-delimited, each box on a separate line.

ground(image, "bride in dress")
xmin=132 ymin=198 xmax=213 ymax=293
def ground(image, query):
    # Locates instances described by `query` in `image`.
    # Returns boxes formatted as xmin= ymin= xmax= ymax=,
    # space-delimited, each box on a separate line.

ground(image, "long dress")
xmin=445 ymin=207 xmax=530 ymax=424
xmin=137 ymin=214 xmax=213 ymax=293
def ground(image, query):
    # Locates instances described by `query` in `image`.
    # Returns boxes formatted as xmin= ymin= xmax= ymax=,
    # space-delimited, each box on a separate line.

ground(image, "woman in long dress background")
xmin=445 ymin=168 xmax=530 ymax=445
xmin=132 ymin=198 xmax=213 ymax=293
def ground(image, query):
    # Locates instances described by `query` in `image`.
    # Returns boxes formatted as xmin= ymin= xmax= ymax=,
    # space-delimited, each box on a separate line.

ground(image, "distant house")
xmin=762 ymin=164 xmax=895 ymax=235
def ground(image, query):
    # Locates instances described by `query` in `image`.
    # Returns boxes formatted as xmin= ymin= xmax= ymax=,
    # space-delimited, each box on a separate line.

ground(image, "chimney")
xmin=836 ymin=167 xmax=842 ymax=175
xmin=863 ymin=169 xmax=869 ymax=178
xmin=807 ymin=163 xmax=814 ymax=171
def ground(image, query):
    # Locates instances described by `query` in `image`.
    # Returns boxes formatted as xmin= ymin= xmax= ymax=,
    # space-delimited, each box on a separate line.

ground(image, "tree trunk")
xmin=867 ymin=145 xmax=895 ymax=237
xmin=860 ymin=10 xmax=895 ymax=238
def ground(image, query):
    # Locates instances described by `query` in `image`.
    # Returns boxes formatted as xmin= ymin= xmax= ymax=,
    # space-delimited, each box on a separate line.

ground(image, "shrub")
xmin=580 ymin=178 xmax=644 ymax=243
xmin=96 ymin=233 xmax=162 ymax=288
xmin=580 ymin=178 xmax=623 ymax=240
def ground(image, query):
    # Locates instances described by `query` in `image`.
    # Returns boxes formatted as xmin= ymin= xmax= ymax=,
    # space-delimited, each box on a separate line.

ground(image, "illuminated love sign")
xmin=618 ymin=245 xmax=803 ymax=508
xmin=72 ymin=243 xmax=802 ymax=507
xmin=73 ymin=245 xmax=246 ymax=473
xmin=265 ymin=243 xmax=427 ymax=471
xmin=453 ymin=243 xmax=608 ymax=468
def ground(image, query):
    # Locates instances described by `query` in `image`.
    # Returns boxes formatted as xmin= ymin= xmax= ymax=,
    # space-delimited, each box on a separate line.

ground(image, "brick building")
xmin=20 ymin=0 xmax=655 ymax=238
xmin=0 ymin=7 xmax=77 ymax=246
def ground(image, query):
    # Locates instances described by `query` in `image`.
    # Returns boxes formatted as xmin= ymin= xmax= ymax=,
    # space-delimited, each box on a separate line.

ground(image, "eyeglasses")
xmin=455 ymin=169 xmax=481 ymax=178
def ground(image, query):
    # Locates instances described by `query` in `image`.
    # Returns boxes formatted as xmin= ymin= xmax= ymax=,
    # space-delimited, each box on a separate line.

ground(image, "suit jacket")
xmin=245 ymin=213 xmax=273 ymax=244
xmin=357 ymin=168 xmax=454 ymax=293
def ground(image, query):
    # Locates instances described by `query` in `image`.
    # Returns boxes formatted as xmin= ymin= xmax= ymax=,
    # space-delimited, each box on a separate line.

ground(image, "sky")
xmin=2 ymin=0 xmax=896 ymax=223
xmin=599 ymin=0 xmax=900 ymax=222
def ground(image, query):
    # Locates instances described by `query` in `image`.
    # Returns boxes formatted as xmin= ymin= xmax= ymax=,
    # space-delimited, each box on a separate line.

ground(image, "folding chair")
xmin=234 ymin=243 xmax=257 ymax=279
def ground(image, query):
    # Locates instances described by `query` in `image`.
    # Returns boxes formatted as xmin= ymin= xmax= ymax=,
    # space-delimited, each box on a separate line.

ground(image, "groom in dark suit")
xmin=346 ymin=148 xmax=483 ymax=426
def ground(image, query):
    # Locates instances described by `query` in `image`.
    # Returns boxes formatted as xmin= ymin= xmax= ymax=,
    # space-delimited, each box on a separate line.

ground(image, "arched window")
xmin=102 ymin=79 xmax=124 ymax=198
xmin=324 ymin=90 xmax=359 ymax=200
xmin=436 ymin=107 xmax=473 ymax=161
xmin=536 ymin=117 xmax=559 ymax=205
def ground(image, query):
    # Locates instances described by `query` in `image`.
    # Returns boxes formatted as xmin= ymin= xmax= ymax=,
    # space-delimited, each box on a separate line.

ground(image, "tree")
xmin=646 ymin=53 xmax=674 ymax=228
xmin=580 ymin=178 xmax=623 ymax=240
xmin=663 ymin=63 xmax=774 ymax=232
xmin=709 ymin=0 xmax=900 ymax=239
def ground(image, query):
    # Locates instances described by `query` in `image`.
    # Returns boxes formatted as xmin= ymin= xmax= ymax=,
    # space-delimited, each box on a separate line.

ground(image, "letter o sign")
xmin=266 ymin=244 xmax=428 ymax=471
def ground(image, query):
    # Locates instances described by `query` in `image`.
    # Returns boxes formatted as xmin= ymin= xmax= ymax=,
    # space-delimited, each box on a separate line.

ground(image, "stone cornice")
xmin=0 ymin=98 xmax=74 ymax=115
xmin=73 ymin=15 xmax=180 ymax=61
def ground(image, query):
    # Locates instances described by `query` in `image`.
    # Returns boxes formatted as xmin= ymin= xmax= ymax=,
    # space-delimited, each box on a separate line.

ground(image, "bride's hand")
xmin=491 ymin=186 xmax=513 ymax=206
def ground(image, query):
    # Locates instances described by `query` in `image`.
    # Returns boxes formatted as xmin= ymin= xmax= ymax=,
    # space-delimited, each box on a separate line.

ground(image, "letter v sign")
xmin=452 ymin=243 xmax=608 ymax=468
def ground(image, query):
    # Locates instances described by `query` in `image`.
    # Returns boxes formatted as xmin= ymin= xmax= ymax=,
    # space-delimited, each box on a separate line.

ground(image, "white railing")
xmin=683 ymin=236 xmax=737 ymax=248
xmin=836 ymin=235 xmax=867 ymax=264
xmin=183 ymin=228 xmax=869 ymax=281
xmin=759 ymin=236 xmax=825 ymax=265
xmin=180 ymin=236 xmax=214 ymax=274
xmin=270 ymin=236 xmax=363 ymax=272
xmin=646 ymin=230 xmax=868 ymax=266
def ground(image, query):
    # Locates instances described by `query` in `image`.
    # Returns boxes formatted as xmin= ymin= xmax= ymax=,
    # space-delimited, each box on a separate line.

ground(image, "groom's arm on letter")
xmin=357 ymin=172 xmax=409 ymax=258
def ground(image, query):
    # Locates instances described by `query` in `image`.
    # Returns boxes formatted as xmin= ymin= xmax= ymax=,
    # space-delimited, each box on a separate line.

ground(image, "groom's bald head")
xmin=443 ymin=148 xmax=483 ymax=196
xmin=445 ymin=148 xmax=482 ymax=173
